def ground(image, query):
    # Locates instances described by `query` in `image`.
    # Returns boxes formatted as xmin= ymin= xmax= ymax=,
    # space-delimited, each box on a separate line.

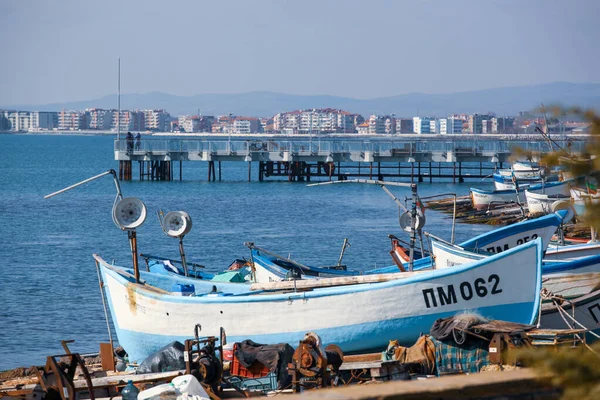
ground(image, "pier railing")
xmin=115 ymin=136 xmax=585 ymax=163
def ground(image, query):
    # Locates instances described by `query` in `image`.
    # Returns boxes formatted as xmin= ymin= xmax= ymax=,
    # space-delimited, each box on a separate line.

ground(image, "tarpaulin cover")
xmin=233 ymin=340 xmax=294 ymax=389
xmin=136 ymin=341 xmax=186 ymax=374
xmin=430 ymin=336 xmax=489 ymax=375
xmin=210 ymin=271 xmax=246 ymax=283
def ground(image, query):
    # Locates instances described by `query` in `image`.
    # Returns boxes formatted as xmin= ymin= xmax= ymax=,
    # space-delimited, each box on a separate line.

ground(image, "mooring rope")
xmin=540 ymin=288 xmax=600 ymax=356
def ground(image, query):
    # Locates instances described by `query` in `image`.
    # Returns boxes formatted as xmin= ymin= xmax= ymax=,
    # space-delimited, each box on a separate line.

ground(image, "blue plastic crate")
xmin=229 ymin=372 xmax=278 ymax=393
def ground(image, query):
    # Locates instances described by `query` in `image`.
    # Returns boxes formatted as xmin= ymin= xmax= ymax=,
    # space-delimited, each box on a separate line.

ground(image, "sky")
xmin=1 ymin=0 xmax=599 ymax=105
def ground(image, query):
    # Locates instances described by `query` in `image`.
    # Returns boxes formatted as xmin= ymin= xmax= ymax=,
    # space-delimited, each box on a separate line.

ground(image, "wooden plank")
xmin=250 ymin=271 xmax=426 ymax=291
xmin=282 ymin=369 xmax=555 ymax=400
xmin=73 ymin=370 xmax=183 ymax=390
xmin=342 ymin=353 xmax=382 ymax=363
xmin=99 ymin=343 xmax=115 ymax=372
xmin=340 ymin=361 xmax=386 ymax=370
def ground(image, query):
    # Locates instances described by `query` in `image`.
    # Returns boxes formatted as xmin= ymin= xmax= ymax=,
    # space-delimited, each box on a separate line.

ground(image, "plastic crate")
xmin=230 ymin=343 xmax=271 ymax=378
xmin=228 ymin=373 xmax=278 ymax=393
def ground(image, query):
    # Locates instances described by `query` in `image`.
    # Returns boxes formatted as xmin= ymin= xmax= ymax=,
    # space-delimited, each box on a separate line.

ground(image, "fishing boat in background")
xmin=492 ymin=171 xmax=559 ymax=190
xmin=541 ymin=288 xmax=600 ymax=340
xmin=470 ymin=187 xmax=524 ymax=211
xmin=431 ymin=235 xmax=600 ymax=275
xmin=525 ymin=191 xmax=571 ymax=216
xmin=545 ymin=241 xmax=600 ymax=261
xmin=94 ymin=238 xmax=543 ymax=365
xmin=471 ymin=180 xmax=570 ymax=211
xmin=571 ymin=186 xmax=600 ymax=216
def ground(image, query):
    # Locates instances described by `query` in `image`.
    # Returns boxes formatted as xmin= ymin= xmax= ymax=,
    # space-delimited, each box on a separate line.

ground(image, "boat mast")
xmin=117 ymin=58 xmax=121 ymax=141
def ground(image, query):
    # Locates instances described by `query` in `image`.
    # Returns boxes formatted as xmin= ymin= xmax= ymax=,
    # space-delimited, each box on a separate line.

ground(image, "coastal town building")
xmin=87 ymin=109 xmax=115 ymax=130
xmin=368 ymin=114 xmax=386 ymax=134
xmin=260 ymin=117 xmax=273 ymax=133
xmin=491 ymin=117 xmax=515 ymax=133
xmin=468 ymin=113 xmax=494 ymax=134
xmin=0 ymin=111 xmax=10 ymax=131
xmin=233 ymin=117 xmax=261 ymax=134
xmin=178 ymin=115 xmax=200 ymax=133
xmin=356 ymin=122 xmax=369 ymax=134
xmin=143 ymin=109 xmax=171 ymax=132
xmin=30 ymin=111 xmax=59 ymax=130
xmin=112 ymin=110 xmax=145 ymax=132
xmin=274 ymin=109 xmax=359 ymax=134
xmin=396 ymin=118 xmax=414 ymax=133
xmin=438 ymin=117 xmax=463 ymax=134
xmin=413 ymin=117 xmax=433 ymax=134
xmin=58 ymin=110 xmax=86 ymax=130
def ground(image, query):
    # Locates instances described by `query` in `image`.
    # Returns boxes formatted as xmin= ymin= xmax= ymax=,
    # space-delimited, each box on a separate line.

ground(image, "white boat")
xmin=540 ymin=272 xmax=600 ymax=299
xmin=571 ymin=186 xmax=600 ymax=216
xmin=512 ymin=161 xmax=540 ymax=178
xmin=541 ymin=288 xmax=600 ymax=340
xmin=545 ymin=242 xmax=600 ymax=261
xmin=430 ymin=237 xmax=600 ymax=300
xmin=95 ymin=238 xmax=543 ymax=365
xmin=470 ymin=187 xmax=524 ymax=210
xmin=472 ymin=180 xmax=570 ymax=211
xmin=525 ymin=191 xmax=571 ymax=217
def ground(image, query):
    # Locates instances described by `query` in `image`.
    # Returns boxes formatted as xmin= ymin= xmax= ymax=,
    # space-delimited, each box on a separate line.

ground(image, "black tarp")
xmin=136 ymin=341 xmax=186 ymax=374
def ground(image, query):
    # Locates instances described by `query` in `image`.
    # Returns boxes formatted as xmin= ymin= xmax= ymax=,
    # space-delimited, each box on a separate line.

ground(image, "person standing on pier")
xmin=126 ymin=131 xmax=134 ymax=153
xmin=135 ymin=132 xmax=141 ymax=150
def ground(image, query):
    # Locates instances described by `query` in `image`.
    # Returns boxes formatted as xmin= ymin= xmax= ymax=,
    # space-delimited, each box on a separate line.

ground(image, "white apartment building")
xmin=429 ymin=119 xmax=437 ymax=133
xmin=5 ymin=111 xmax=31 ymax=131
xmin=274 ymin=109 xmax=358 ymax=134
xmin=368 ymin=115 xmax=386 ymax=134
xmin=413 ymin=117 xmax=432 ymax=134
xmin=144 ymin=109 xmax=170 ymax=131
xmin=30 ymin=111 xmax=59 ymax=130
xmin=88 ymin=109 xmax=114 ymax=130
xmin=437 ymin=117 xmax=463 ymax=134
xmin=233 ymin=118 xmax=260 ymax=134
xmin=58 ymin=110 xmax=86 ymax=130
xmin=112 ymin=111 xmax=145 ymax=131
xmin=178 ymin=116 xmax=199 ymax=133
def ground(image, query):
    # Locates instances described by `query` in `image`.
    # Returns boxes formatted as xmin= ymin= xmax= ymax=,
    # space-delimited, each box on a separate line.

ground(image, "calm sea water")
xmin=0 ymin=134 xmax=495 ymax=370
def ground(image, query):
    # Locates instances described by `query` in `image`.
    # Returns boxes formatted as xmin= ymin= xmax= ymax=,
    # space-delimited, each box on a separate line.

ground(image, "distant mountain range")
xmin=4 ymin=82 xmax=600 ymax=117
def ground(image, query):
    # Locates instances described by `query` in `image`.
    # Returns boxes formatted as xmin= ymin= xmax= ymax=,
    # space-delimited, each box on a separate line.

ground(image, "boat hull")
xmin=525 ymin=191 xmax=571 ymax=217
xmin=96 ymin=239 xmax=542 ymax=364
xmin=541 ymin=289 xmax=600 ymax=341
xmin=470 ymin=187 xmax=523 ymax=210
xmin=545 ymin=242 xmax=600 ymax=261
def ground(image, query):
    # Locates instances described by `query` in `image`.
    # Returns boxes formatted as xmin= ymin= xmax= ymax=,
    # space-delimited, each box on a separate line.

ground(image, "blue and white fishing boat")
xmin=470 ymin=187 xmax=524 ymax=210
xmin=471 ymin=180 xmax=569 ymax=211
xmin=493 ymin=171 xmax=559 ymax=191
xmin=94 ymin=238 xmax=543 ymax=365
xmin=430 ymin=235 xmax=600 ymax=275
xmin=458 ymin=210 xmax=566 ymax=253
xmin=545 ymin=241 xmax=600 ymax=261
xmin=571 ymin=186 xmax=600 ymax=216
xmin=524 ymin=180 xmax=572 ymax=216
xmin=541 ymin=288 xmax=600 ymax=340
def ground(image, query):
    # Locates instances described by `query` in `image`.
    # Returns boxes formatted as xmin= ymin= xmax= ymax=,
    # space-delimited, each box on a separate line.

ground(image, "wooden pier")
xmin=114 ymin=136 xmax=585 ymax=182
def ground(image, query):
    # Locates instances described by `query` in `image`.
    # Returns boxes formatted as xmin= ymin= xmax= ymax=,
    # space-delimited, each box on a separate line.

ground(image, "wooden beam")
xmin=250 ymin=271 xmax=426 ymax=291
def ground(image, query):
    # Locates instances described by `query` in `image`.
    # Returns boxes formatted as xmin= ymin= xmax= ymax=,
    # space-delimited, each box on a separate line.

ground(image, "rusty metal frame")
xmin=34 ymin=353 xmax=95 ymax=400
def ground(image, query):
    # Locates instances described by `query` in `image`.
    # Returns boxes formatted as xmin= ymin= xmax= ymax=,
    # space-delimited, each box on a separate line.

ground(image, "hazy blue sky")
xmin=1 ymin=0 xmax=598 ymax=105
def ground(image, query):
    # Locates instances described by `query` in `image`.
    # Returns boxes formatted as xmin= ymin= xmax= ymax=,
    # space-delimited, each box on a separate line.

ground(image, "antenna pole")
xmin=179 ymin=235 xmax=189 ymax=277
xmin=337 ymin=238 xmax=350 ymax=266
xmin=128 ymin=230 xmax=140 ymax=283
xmin=409 ymin=183 xmax=418 ymax=271
xmin=44 ymin=169 xmax=121 ymax=199
xmin=117 ymin=58 xmax=121 ymax=141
